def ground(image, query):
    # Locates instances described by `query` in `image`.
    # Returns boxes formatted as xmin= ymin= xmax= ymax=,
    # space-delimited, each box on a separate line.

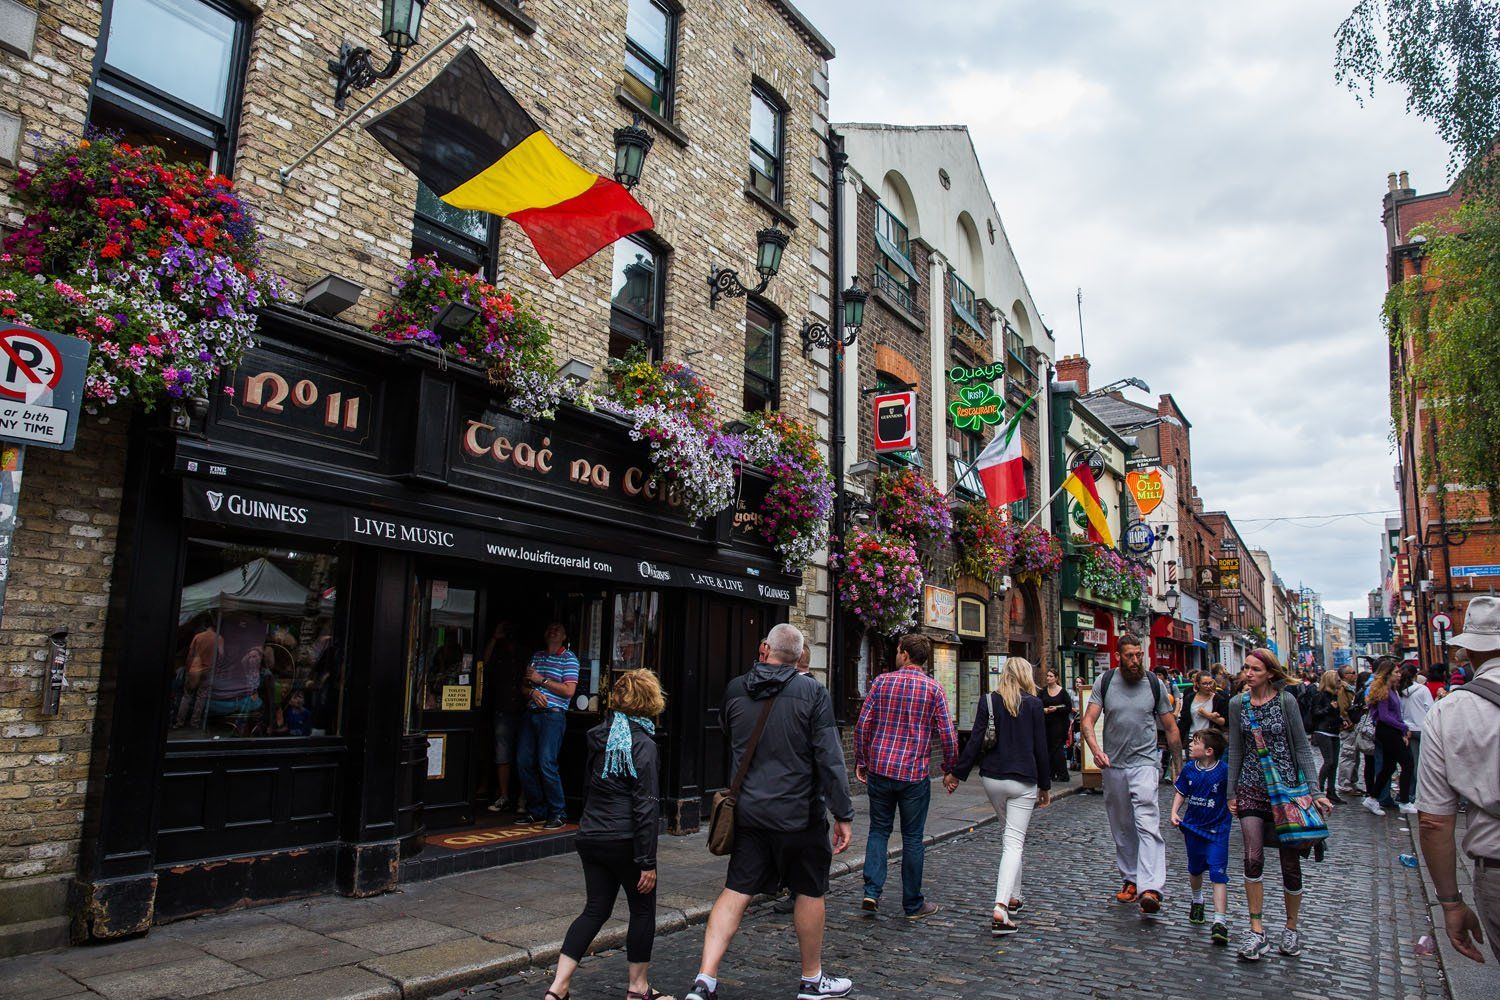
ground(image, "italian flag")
xmin=975 ymin=391 xmax=1038 ymax=509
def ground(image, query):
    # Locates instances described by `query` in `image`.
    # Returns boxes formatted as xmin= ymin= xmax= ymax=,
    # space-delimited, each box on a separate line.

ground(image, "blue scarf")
xmin=603 ymin=713 xmax=655 ymax=779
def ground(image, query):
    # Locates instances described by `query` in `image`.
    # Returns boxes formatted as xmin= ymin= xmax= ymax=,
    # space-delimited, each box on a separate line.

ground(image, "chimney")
xmin=1387 ymin=172 xmax=1399 ymax=193
xmin=1399 ymin=170 xmax=1410 ymax=191
xmin=1056 ymin=354 xmax=1090 ymax=395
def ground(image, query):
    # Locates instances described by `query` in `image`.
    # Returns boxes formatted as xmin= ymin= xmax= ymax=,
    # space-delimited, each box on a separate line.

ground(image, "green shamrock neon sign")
xmin=948 ymin=383 xmax=1003 ymax=430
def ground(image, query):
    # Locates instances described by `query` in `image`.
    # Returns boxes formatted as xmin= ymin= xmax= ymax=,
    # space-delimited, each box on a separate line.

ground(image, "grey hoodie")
xmin=720 ymin=660 xmax=854 ymax=832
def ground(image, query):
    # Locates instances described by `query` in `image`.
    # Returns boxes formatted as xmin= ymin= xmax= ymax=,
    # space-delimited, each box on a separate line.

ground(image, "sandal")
xmin=546 ymin=992 xmax=569 ymax=1000
xmin=991 ymin=905 xmax=1018 ymax=937
xmin=627 ymin=990 xmax=672 ymax=1000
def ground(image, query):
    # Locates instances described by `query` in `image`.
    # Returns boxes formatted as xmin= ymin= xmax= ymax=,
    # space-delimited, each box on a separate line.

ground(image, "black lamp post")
xmin=799 ymin=277 xmax=867 ymax=356
xmin=1164 ymin=585 xmax=1181 ymax=615
xmin=613 ymin=115 xmax=654 ymax=190
xmin=708 ymin=226 xmax=790 ymax=308
xmin=329 ymin=0 xmax=428 ymax=109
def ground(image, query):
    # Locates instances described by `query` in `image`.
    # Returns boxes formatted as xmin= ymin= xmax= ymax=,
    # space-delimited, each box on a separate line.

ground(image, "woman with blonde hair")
xmin=952 ymin=656 xmax=1051 ymax=937
xmin=545 ymin=669 xmax=667 ymax=1000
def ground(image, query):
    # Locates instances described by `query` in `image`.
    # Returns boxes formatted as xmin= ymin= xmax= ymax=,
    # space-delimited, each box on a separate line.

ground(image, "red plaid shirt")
xmin=854 ymin=666 xmax=960 ymax=783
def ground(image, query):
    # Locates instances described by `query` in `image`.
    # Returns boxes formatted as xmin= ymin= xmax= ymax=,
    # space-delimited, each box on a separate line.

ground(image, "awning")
xmin=181 ymin=480 xmax=796 ymax=604
xmin=1192 ymin=638 xmax=1210 ymax=649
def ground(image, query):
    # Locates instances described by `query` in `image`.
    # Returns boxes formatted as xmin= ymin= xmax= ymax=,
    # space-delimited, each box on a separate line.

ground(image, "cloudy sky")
xmin=797 ymin=0 xmax=1451 ymax=618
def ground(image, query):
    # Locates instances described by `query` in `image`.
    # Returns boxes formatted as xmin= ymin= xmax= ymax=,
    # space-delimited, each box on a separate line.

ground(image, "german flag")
xmin=366 ymin=48 xmax=653 ymax=278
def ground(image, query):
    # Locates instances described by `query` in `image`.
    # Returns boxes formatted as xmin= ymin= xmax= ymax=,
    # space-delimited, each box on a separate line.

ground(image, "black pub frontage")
xmin=75 ymin=306 xmax=797 ymax=939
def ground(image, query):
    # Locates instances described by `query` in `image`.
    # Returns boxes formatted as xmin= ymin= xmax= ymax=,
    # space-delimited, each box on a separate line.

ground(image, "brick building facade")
xmin=0 ymin=0 xmax=844 ymax=950
xmin=1382 ymin=170 xmax=1500 ymax=672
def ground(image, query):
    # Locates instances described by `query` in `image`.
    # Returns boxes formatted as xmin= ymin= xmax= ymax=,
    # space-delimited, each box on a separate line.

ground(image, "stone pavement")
xmin=466 ymin=788 xmax=1451 ymax=1000
xmin=0 ymin=776 xmax=1011 ymax=1000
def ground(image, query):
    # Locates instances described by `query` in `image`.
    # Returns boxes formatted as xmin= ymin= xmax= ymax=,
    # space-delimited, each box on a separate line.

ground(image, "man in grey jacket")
xmin=685 ymin=624 xmax=855 ymax=1000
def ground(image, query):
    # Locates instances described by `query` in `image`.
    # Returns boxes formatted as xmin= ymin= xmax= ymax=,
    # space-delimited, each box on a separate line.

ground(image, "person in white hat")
xmin=1415 ymin=595 xmax=1500 ymax=963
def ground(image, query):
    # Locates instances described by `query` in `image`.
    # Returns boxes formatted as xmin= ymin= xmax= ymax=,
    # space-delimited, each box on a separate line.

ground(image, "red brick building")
xmin=1383 ymin=170 xmax=1500 ymax=673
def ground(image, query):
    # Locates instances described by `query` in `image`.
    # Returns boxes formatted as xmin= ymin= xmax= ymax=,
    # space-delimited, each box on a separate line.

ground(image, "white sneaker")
xmin=1398 ymin=802 xmax=1419 ymax=815
xmin=1362 ymin=796 xmax=1386 ymax=816
xmin=797 ymin=972 xmax=853 ymax=999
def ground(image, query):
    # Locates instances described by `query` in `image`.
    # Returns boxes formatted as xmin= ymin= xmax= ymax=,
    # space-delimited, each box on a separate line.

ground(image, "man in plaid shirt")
xmin=854 ymin=633 xmax=959 ymax=918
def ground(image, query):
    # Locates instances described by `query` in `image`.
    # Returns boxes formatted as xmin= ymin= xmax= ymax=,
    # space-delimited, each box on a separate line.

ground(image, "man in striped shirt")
xmin=854 ymin=633 xmax=959 ymax=918
xmin=516 ymin=622 xmax=579 ymax=829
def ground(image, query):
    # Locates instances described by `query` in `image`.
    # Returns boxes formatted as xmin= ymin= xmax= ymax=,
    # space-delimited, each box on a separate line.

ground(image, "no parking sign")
xmin=0 ymin=323 xmax=90 ymax=451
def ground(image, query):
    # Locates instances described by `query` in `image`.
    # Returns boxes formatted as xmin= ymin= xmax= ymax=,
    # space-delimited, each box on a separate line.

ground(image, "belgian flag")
xmin=366 ymin=48 xmax=653 ymax=278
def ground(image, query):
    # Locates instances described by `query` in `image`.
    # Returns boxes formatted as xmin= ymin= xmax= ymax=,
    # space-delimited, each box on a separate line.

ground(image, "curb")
xmin=417 ymin=782 xmax=1088 ymax=998
xmin=1403 ymin=817 xmax=1489 ymax=1000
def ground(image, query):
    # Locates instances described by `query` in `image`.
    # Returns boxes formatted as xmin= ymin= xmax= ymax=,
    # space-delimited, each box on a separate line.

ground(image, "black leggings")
xmin=1240 ymin=812 xmax=1303 ymax=894
xmin=1311 ymin=732 xmax=1339 ymax=797
xmin=1366 ymin=722 xmax=1411 ymax=803
xmin=561 ymin=839 xmax=656 ymax=963
xmin=1048 ymin=737 xmax=1069 ymax=780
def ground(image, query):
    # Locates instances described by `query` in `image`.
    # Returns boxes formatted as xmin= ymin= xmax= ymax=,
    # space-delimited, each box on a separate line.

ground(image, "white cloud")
xmin=801 ymin=0 xmax=1450 ymax=612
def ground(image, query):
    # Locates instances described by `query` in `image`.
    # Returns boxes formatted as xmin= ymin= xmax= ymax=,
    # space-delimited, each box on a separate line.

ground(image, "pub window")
xmin=873 ymin=202 xmax=920 ymax=314
xmin=609 ymin=233 xmax=664 ymax=361
xmin=749 ymin=84 xmax=784 ymax=202
xmin=623 ymin=0 xmax=677 ymax=119
xmin=743 ymin=300 xmax=780 ymax=412
xmin=413 ymin=180 xmax=498 ymax=278
xmin=950 ymin=269 xmax=982 ymax=335
xmin=950 ymin=423 xmax=984 ymax=499
xmin=170 ymin=537 xmax=342 ymax=741
xmin=89 ymin=0 xmax=250 ymax=172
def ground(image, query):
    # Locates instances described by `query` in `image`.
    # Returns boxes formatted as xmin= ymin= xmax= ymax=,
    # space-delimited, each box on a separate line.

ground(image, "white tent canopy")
xmin=178 ymin=558 xmax=324 ymax=624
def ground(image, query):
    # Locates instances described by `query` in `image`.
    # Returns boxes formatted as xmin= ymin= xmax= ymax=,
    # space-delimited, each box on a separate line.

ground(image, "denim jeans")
xmin=517 ymin=710 xmax=568 ymax=820
xmin=861 ymin=773 xmax=931 ymax=914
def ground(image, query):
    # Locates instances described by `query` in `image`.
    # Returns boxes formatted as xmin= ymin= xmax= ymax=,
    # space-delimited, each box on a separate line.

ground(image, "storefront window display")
xmin=169 ymin=537 xmax=341 ymax=740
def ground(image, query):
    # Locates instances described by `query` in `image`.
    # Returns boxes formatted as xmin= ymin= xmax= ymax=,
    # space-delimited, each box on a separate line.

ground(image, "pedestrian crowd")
xmin=532 ymin=600 xmax=1500 ymax=999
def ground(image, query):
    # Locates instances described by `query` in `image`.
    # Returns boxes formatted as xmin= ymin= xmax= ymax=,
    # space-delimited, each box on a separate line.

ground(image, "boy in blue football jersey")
xmin=1171 ymin=728 xmax=1231 ymax=945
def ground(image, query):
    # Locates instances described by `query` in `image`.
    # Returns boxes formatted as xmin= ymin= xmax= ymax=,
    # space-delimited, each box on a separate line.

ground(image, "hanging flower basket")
xmin=598 ymin=348 xmax=733 ymax=522
xmin=873 ymin=467 xmax=952 ymax=549
xmin=830 ymin=525 xmax=923 ymax=636
xmin=952 ymin=501 xmax=1014 ymax=584
xmin=732 ymin=412 xmax=833 ymax=572
xmin=1075 ymin=540 xmax=1150 ymax=603
xmin=0 ymin=134 xmax=281 ymax=409
xmin=1007 ymin=522 xmax=1063 ymax=583
xmin=373 ymin=255 xmax=574 ymax=420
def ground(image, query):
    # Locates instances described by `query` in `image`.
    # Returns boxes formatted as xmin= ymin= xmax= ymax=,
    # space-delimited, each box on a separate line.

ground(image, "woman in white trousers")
xmin=953 ymin=657 xmax=1052 ymax=935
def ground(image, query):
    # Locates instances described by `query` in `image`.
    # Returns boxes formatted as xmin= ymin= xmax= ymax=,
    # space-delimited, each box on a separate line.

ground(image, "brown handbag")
xmin=707 ymin=694 xmax=779 ymax=856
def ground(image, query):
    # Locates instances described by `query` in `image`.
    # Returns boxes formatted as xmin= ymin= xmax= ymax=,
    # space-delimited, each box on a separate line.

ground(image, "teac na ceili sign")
xmin=0 ymin=323 xmax=90 ymax=451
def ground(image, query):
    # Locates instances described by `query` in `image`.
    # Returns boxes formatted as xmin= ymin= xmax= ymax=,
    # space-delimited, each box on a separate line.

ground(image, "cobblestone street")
xmin=461 ymin=788 xmax=1447 ymax=1000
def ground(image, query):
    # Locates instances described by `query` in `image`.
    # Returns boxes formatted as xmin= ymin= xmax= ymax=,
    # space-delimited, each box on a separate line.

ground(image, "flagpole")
xmin=279 ymin=16 xmax=478 ymax=184
xmin=1022 ymin=480 xmax=1070 ymax=530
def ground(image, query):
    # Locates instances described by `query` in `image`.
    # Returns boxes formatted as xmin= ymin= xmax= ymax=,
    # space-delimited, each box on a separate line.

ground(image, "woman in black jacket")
xmin=953 ymin=657 xmax=1051 ymax=937
xmin=1308 ymin=669 xmax=1345 ymax=803
xmin=545 ymin=670 xmax=665 ymax=1000
xmin=1178 ymin=670 xmax=1229 ymax=738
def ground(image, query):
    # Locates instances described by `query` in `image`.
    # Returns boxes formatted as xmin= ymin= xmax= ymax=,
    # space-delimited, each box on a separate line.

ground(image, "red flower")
xmin=100 ymin=242 xmax=123 ymax=259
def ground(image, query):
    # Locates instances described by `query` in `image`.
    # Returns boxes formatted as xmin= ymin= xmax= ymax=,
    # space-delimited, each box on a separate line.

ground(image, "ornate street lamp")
xmin=1163 ymin=586 xmax=1181 ymax=615
xmin=708 ymin=226 xmax=790 ymax=308
xmin=800 ymin=277 xmax=867 ymax=356
xmin=329 ymin=0 xmax=428 ymax=109
xmin=613 ymin=115 xmax=654 ymax=190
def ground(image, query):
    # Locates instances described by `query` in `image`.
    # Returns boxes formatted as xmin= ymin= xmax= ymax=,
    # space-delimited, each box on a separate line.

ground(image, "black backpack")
xmin=1097 ymin=668 xmax=1164 ymax=710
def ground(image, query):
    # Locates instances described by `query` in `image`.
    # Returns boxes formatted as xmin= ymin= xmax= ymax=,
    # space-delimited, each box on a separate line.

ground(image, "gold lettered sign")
xmin=440 ymin=685 xmax=473 ymax=711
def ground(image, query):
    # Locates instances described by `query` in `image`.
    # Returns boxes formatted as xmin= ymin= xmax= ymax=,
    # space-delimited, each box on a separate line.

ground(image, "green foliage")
xmin=1335 ymin=1 xmax=1500 ymax=190
xmin=1385 ymin=200 xmax=1500 ymax=505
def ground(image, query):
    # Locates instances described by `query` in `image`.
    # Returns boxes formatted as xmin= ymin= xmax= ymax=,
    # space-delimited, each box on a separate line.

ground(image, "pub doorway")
xmin=401 ymin=563 xmax=670 ymax=876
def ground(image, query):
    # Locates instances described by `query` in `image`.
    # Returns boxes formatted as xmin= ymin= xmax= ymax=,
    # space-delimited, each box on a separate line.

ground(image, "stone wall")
xmin=0 ymin=418 xmax=127 ymax=954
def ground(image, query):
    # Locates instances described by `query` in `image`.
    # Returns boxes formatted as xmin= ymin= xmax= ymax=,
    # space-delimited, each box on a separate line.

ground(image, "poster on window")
xmin=932 ymin=645 xmax=959 ymax=722
xmin=957 ymin=660 xmax=982 ymax=729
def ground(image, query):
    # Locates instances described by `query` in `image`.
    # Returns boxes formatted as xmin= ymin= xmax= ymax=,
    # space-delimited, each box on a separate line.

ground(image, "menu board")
xmin=957 ymin=660 xmax=982 ymax=729
xmin=933 ymin=645 xmax=959 ymax=722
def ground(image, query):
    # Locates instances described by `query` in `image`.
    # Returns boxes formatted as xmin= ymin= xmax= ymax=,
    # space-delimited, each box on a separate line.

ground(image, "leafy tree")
xmin=1385 ymin=200 xmax=1500 ymax=506
xmin=1335 ymin=1 xmax=1500 ymax=187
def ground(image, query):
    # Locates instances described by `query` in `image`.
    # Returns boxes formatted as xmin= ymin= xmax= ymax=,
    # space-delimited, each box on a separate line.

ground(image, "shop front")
xmin=1150 ymin=615 xmax=1194 ymax=676
xmin=1060 ymin=605 xmax=1116 ymax=688
xmin=74 ymin=308 xmax=797 ymax=939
